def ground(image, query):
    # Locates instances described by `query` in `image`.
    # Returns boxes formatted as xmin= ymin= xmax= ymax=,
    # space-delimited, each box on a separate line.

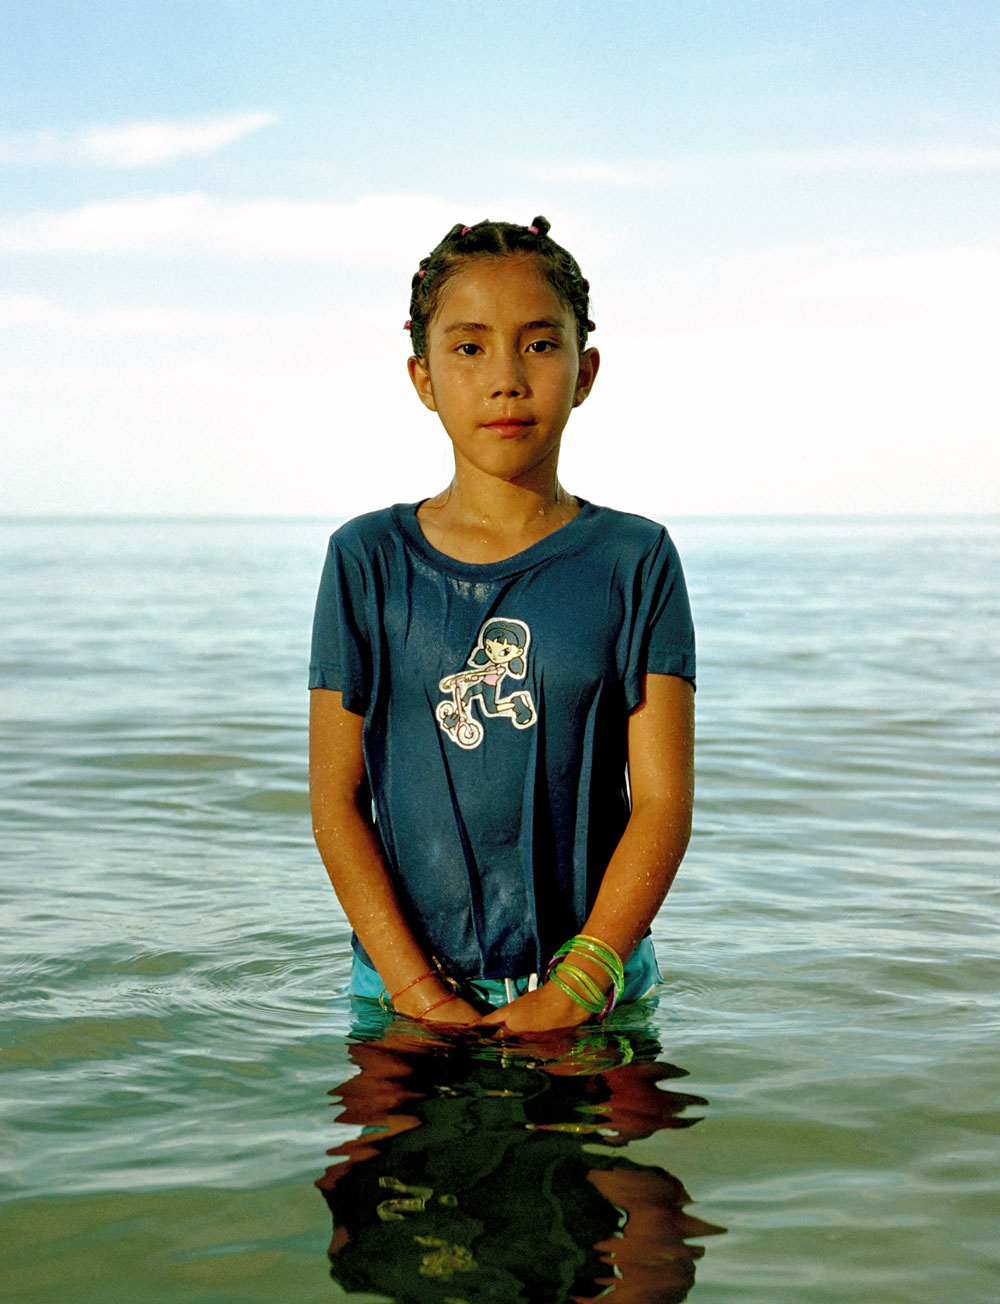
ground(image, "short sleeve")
xmin=623 ymin=528 xmax=695 ymax=709
xmin=308 ymin=531 xmax=374 ymax=713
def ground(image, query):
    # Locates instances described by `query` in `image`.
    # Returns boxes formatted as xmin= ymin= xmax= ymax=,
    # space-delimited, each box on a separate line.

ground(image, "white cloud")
xmin=788 ymin=249 xmax=1000 ymax=306
xmin=0 ymin=191 xmax=466 ymax=261
xmin=2 ymin=217 xmax=995 ymax=515
xmin=0 ymin=296 xmax=274 ymax=336
xmin=80 ymin=112 xmax=278 ymax=167
xmin=0 ymin=294 xmax=405 ymax=346
xmin=0 ymin=131 xmax=61 ymax=165
xmin=0 ymin=295 xmax=60 ymax=327
xmin=0 ymin=113 xmax=277 ymax=168
xmin=580 ymin=308 xmax=999 ymax=516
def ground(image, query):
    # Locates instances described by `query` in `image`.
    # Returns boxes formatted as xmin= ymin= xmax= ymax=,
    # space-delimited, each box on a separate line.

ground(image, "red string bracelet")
xmin=390 ymin=969 xmax=436 ymax=1002
xmin=420 ymin=993 xmax=458 ymax=1016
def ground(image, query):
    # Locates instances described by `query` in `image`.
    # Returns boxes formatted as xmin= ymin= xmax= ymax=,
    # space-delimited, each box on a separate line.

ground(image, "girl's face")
xmin=484 ymin=635 xmax=521 ymax=665
xmin=408 ymin=254 xmax=599 ymax=488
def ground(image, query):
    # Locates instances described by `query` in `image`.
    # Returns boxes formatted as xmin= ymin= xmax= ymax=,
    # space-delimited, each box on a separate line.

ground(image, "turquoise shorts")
xmin=348 ymin=936 xmax=661 ymax=1009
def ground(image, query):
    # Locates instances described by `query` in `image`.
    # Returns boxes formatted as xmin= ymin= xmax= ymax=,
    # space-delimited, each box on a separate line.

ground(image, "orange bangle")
xmin=390 ymin=969 xmax=437 ymax=1002
xmin=420 ymin=993 xmax=458 ymax=1016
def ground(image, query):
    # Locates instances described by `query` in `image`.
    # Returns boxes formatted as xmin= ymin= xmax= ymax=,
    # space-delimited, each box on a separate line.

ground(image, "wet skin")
xmin=408 ymin=253 xmax=599 ymax=493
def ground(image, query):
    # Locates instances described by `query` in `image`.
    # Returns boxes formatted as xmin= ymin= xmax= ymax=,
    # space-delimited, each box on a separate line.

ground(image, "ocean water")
xmin=1 ymin=515 xmax=997 ymax=1304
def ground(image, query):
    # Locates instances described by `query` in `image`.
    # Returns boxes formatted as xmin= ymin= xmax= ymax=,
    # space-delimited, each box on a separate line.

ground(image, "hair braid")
xmin=406 ymin=215 xmax=593 ymax=358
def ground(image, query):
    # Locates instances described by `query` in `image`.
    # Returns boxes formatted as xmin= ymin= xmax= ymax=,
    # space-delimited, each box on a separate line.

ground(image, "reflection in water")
xmin=317 ymin=1003 xmax=725 ymax=1303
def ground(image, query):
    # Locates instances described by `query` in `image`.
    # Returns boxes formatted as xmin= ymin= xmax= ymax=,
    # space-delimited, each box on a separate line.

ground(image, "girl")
xmin=309 ymin=216 xmax=695 ymax=1033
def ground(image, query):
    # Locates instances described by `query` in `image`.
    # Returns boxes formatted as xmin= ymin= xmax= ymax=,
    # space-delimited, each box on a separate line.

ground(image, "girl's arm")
xmin=481 ymin=672 xmax=694 ymax=1033
xmin=309 ymin=688 xmax=481 ymax=1024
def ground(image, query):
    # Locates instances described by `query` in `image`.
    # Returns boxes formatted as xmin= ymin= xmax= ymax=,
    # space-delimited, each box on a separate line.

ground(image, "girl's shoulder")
xmin=327 ymin=503 xmax=416 ymax=554
xmin=580 ymin=501 xmax=681 ymax=558
xmin=589 ymin=501 xmax=672 ymax=536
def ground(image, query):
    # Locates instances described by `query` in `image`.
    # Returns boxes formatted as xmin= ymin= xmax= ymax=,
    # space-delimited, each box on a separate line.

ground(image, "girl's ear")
xmin=573 ymin=347 xmax=600 ymax=409
xmin=408 ymin=355 xmax=438 ymax=412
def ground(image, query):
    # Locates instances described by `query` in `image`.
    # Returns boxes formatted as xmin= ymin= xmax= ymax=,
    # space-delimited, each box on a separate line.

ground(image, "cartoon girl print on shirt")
xmin=436 ymin=617 xmax=537 ymax=750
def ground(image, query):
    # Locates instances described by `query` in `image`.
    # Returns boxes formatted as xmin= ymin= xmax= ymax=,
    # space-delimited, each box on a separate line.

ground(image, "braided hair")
xmin=406 ymin=215 xmax=594 ymax=359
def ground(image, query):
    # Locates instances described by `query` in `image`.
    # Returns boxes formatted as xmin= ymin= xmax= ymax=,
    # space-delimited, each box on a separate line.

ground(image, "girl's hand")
xmin=418 ymin=994 xmax=483 ymax=1026
xmin=391 ymin=985 xmax=483 ymax=1026
xmin=479 ymin=982 xmax=593 ymax=1034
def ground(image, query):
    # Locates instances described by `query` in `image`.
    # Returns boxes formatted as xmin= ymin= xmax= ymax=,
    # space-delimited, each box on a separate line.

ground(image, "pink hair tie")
xmin=460 ymin=226 xmax=471 ymax=236
xmin=587 ymin=319 xmax=596 ymax=332
xmin=417 ymin=268 xmax=426 ymax=279
xmin=403 ymin=319 xmax=412 ymax=331
xmin=527 ymin=224 xmax=539 ymax=235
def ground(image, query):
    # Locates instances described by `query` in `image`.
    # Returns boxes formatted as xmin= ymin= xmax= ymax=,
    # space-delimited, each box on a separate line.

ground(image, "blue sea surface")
xmin=1 ymin=515 xmax=997 ymax=1303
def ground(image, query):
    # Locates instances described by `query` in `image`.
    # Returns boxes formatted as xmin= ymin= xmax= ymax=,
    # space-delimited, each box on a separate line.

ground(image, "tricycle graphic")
xmin=435 ymin=618 xmax=537 ymax=751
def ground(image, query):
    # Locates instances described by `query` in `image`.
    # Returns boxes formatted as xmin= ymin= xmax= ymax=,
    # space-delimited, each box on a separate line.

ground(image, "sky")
xmin=1 ymin=0 xmax=998 ymax=518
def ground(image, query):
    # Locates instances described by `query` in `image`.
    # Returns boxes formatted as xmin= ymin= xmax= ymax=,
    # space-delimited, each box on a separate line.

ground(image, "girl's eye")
xmin=526 ymin=339 xmax=558 ymax=353
xmin=455 ymin=342 xmax=481 ymax=356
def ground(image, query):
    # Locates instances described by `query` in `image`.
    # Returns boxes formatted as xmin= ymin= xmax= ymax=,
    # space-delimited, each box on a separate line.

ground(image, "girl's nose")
xmin=490 ymin=350 xmax=529 ymax=397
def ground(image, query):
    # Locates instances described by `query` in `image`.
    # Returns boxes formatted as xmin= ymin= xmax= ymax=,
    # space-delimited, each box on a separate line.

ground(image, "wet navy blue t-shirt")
xmin=309 ymin=501 xmax=695 ymax=980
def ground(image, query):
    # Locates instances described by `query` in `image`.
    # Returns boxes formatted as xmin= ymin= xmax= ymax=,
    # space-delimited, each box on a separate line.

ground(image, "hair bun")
xmin=529 ymin=215 xmax=551 ymax=237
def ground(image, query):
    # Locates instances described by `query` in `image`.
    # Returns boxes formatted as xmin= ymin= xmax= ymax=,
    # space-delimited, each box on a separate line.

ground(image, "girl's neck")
xmin=417 ymin=472 xmax=581 ymax=564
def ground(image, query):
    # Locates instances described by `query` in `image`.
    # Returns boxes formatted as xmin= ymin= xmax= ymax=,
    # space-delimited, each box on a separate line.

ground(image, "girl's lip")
xmin=483 ymin=418 xmax=535 ymax=435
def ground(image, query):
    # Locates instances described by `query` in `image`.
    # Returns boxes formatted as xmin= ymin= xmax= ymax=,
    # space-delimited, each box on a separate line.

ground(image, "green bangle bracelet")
xmin=552 ymin=933 xmax=623 ymax=973
xmin=568 ymin=935 xmax=625 ymax=998
xmin=557 ymin=962 xmax=606 ymax=1007
xmin=546 ymin=934 xmax=627 ymax=1012
xmin=574 ymin=934 xmax=624 ymax=974
xmin=549 ymin=969 xmax=604 ymax=1016
xmin=554 ymin=946 xmax=623 ymax=1000
xmin=569 ymin=946 xmax=620 ymax=987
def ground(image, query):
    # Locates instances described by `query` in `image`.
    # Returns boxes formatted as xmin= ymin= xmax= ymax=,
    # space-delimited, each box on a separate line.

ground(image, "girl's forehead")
xmin=433 ymin=253 xmax=570 ymax=322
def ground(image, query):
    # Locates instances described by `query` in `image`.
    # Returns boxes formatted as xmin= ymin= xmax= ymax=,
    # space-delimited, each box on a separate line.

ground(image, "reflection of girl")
xmin=317 ymin=1022 xmax=724 ymax=1304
